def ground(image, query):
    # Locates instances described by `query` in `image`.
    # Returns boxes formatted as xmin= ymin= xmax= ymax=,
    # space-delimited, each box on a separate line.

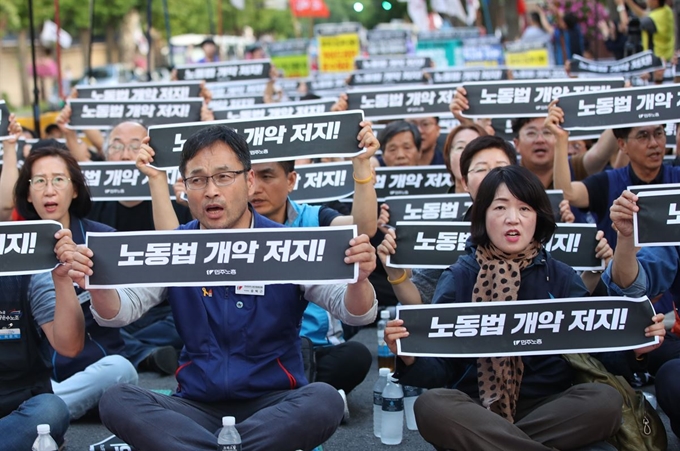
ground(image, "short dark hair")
xmin=460 ymin=136 xmax=518 ymax=182
xmin=179 ymin=125 xmax=252 ymax=177
xmin=14 ymin=147 xmax=92 ymax=220
xmin=470 ymin=165 xmax=556 ymax=247
xmin=277 ymin=161 xmax=295 ymax=174
xmin=378 ymin=121 xmax=422 ymax=151
xmin=511 ymin=118 xmax=534 ymax=137
xmin=612 ymin=127 xmax=633 ymax=140
xmin=31 ymin=139 xmax=68 ymax=154
xmin=45 ymin=124 xmax=61 ymax=134
xmin=443 ymin=123 xmax=487 ymax=174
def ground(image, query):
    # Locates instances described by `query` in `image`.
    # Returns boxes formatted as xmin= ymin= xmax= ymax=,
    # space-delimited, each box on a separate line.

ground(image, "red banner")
xmin=291 ymin=0 xmax=330 ymax=18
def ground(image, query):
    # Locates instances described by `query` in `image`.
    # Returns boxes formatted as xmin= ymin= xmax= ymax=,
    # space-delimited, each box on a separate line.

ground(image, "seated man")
xmin=0 ymin=230 xmax=85 ymax=449
xmin=63 ymin=125 xmax=378 ymax=451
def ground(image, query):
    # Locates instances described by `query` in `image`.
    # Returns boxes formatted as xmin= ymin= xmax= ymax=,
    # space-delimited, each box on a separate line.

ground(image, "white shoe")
xmin=338 ymin=389 xmax=350 ymax=424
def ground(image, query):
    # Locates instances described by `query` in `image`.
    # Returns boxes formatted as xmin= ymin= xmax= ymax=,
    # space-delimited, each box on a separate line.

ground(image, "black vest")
xmin=0 ymin=275 xmax=53 ymax=418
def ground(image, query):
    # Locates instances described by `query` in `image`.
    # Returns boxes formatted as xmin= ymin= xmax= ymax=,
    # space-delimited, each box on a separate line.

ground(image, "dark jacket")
xmin=396 ymin=248 xmax=589 ymax=399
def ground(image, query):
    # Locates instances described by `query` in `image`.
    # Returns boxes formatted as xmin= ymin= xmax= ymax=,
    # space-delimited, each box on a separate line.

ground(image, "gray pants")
xmin=414 ymin=383 xmax=623 ymax=451
xmin=99 ymin=382 xmax=343 ymax=451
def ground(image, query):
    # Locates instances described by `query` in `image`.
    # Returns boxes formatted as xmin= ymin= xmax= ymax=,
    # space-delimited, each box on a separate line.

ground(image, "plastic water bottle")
xmin=403 ymin=385 xmax=422 ymax=431
xmin=377 ymin=310 xmax=395 ymax=371
xmin=217 ymin=416 xmax=242 ymax=451
xmin=32 ymin=424 xmax=58 ymax=451
xmin=373 ymin=367 xmax=391 ymax=438
xmin=381 ymin=376 xmax=404 ymax=445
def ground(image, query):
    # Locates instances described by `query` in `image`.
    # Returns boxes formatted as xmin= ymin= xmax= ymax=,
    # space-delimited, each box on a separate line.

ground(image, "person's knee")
xmin=656 ymin=359 xmax=680 ymax=418
xmin=99 ymin=354 xmax=139 ymax=385
xmin=302 ymin=382 xmax=344 ymax=426
xmin=577 ymin=383 xmax=623 ymax=434
xmin=99 ymin=383 xmax=141 ymax=425
xmin=30 ymin=394 xmax=70 ymax=443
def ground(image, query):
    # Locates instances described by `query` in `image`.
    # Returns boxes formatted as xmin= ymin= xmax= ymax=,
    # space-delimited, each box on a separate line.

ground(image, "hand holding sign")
xmin=543 ymin=100 xmax=569 ymax=142
xmin=136 ymin=137 xmax=167 ymax=182
xmin=345 ymin=234 xmax=377 ymax=283
xmin=355 ymin=121 xmax=379 ymax=161
xmin=384 ymin=318 xmax=415 ymax=366
xmin=609 ymin=190 xmax=639 ymax=238
xmin=635 ymin=313 xmax=666 ymax=356
xmin=52 ymin=229 xmax=78 ymax=279
xmin=62 ymin=244 xmax=94 ymax=290
xmin=449 ymin=86 xmax=471 ymax=125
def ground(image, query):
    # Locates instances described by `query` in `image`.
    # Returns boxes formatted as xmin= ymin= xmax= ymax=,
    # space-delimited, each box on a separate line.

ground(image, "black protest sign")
xmin=425 ymin=67 xmax=507 ymax=84
xmin=560 ymin=84 xmax=680 ymax=131
xmin=397 ymin=296 xmax=656 ymax=357
xmin=634 ymin=188 xmax=680 ymax=246
xmin=570 ymin=51 xmax=664 ymax=77
xmin=80 ymin=162 xmax=182 ymax=201
xmin=545 ymin=223 xmax=603 ymax=271
xmin=175 ymin=59 xmax=272 ymax=83
xmin=355 ymin=56 xmax=430 ymax=71
xmin=385 ymin=194 xmax=472 ymax=224
xmin=268 ymin=39 xmax=309 ymax=56
xmin=308 ymin=73 xmax=349 ymax=94
xmin=374 ymin=165 xmax=452 ymax=201
xmin=76 ymin=81 xmax=202 ymax=101
xmin=461 ymin=78 xmax=625 ymax=119
xmin=148 ymin=110 xmax=365 ymax=169
xmin=386 ymin=221 xmax=471 ymax=269
xmin=348 ymin=70 xmax=426 ymax=86
xmin=290 ymin=161 xmax=354 ymax=203
xmin=507 ymin=67 xmax=569 ymax=80
xmin=68 ymin=99 xmax=203 ymax=130
xmin=209 ymin=97 xmax=265 ymax=110
xmin=213 ymin=99 xmax=336 ymax=120
xmin=364 ymin=30 xmax=410 ymax=56
xmin=347 ymin=84 xmax=458 ymax=121
xmin=0 ymin=221 xmax=62 ymax=276
xmin=0 ymin=101 xmax=9 ymax=140
xmin=207 ymin=80 xmax=269 ymax=99
xmin=85 ymin=226 xmax=357 ymax=288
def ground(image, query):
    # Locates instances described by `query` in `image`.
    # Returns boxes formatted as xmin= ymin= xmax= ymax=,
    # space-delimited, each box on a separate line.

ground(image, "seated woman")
xmin=14 ymin=146 xmax=138 ymax=420
xmin=384 ymin=165 xmax=663 ymax=451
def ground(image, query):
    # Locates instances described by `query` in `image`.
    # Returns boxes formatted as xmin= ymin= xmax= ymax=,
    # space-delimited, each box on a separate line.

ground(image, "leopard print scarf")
xmin=472 ymin=240 xmax=541 ymax=423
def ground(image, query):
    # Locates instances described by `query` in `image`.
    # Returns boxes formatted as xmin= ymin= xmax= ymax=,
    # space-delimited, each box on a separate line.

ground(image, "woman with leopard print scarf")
xmin=385 ymin=166 xmax=628 ymax=451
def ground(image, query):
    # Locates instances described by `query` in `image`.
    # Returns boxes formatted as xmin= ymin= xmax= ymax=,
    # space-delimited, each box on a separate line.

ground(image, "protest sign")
xmin=347 ymin=84 xmax=458 ymax=121
xmin=85 ymin=226 xmax=357 ymax=288
xmin=76 ymin=81 xmax=202 ymax=101
xmin=397 ymin=296 xmax=656 ymax=357
xmin=633 ymin=187 xmax=680 ymax=246
xmin=365 ymin=29 xmax=410 ymax=56
xmin=384 ymin=194 xmax=473 ymax=224
xmin=354 ymin=56 xmax=431 ymax=71
xmin=348 ymin=70 xmax=427 ymax=86
xmin=507 ymin=67 xmax=569 ymax=79
xmin=148 ymin=110 xmax=365 ymax=169
xmin=560 ymin=84 xmax=680 ymax=130
xmin=68 ymin=99 xmax=203 ymax=129
xmin=209 ymin=97 xmax=265 ymax=110
xmin=416 ymin=28 xmax=480 ymax=67
xmin=175 ymin=59 xmax=271 ymax=82
xmin=570 ymin=51 xmax=664 ymax=77
xmin=386 ymin=221 xmax=471 ymax=269
xmin=316 ymin=22 xmax=361 ymax=73
xmin=80 ymin=162 xmax=181 ymax=201
xmin=544 ymin=223 xmax=603 ymax=270
xmin=0 ymin=221 xmax=62 ymax=276
xmin=290 ymin=161 xmax=354 ymax=203
xmin=207 ymin=80 xmax=270 ymax=99
xmin=504 ymin=41 xmax=551 ymax=67
xmin=374 ymin=165 xmax=452 ymax=201
xmin=461 ymin=36 xmax=504 ymax=66
xmin=212 ymin=99 xmax=336 ymax=120
xmin=461 ymin=78 xmax=625 ymax=118
xmin=425 ymin=67 xmax=507 ymax=84
xmin=268 ymin=39 xmax=310 ymax=78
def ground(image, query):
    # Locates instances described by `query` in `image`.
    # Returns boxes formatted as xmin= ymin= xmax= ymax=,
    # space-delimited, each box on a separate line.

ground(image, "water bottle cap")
xmin=380 ymin=310 xmax=390 ymax=319
xmin=378 ymin=367 xmax=391 ymax=376
xmin=37 ymin=424 xmax=51 ymax=434
xmin=222 ymin=416 xmax=236 ymax=426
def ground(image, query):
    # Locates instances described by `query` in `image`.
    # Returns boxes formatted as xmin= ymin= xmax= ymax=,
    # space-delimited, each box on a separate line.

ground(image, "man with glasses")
xmin=406 ymin=117 xmax=446 ymax=166
xmin=553 ymin=123 xmax=679 ymax=249
xmin=62 ymin=125 xmax=378 ymax=451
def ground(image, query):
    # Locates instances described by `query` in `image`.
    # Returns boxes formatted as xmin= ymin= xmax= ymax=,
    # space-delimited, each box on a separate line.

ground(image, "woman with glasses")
xmin=13 ymin=147 xmax=138 ymax=421
xmin=384 ymin=165 xmax=665 ymax=451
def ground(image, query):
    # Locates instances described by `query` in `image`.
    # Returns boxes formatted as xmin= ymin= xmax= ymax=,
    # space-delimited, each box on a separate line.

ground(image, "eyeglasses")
xmin=29 ymin=175 xmax=71 ymax=190
xmin=108 ymin=141 xmax=142 ymax=156
xmin=184 ymin=170 xmax=246 ymax=190
xmin=521 ymin=129 xmax=555 ymax=141
xmin=628 ymin=128 xmax=666 ymax=145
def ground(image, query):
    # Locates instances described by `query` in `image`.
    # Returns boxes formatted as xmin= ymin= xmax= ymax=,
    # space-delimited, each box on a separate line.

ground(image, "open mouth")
xmin=205 ymin=204 xmax=224 ymax=218
xmin=43 ymin=202 xmax=58 ymax=213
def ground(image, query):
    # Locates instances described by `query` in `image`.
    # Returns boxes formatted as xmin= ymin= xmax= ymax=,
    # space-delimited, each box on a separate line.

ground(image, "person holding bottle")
xmin=383 ymin=165 xmax=665 ymax=451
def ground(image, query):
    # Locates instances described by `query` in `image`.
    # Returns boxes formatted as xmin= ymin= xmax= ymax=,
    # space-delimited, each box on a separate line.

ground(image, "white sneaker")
xmin=338 ymin=389 xmax=350 ymax=424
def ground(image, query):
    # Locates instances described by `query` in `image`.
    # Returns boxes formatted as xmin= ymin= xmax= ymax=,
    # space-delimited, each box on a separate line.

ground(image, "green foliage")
xmin=0 ymin=0 xmax=20 ymax=31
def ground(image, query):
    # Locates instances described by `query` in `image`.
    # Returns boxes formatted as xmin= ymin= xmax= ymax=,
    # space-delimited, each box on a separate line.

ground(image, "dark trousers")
xmin=99 ymin=382 xmax=343 ymax=451
xmin=121 ymin=304 xmax=183 ymax=367
xmin=651 ymin=332 xmax=680 ymax=438
xmin=314 ymin=341 xmax=372 ymax=394
xmin=414 ymin=383 xmax=622 ymax=451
